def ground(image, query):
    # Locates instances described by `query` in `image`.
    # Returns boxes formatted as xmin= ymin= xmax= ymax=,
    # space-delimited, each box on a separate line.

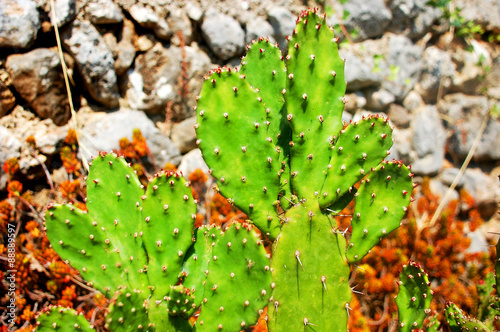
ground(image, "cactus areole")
xmin=41 ymin=9 xmax=415 ymax=332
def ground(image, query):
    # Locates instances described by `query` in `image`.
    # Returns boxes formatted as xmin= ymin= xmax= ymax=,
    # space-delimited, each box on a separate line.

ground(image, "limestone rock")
xmin=6 ymin=48 xmax=71 ymax=125
xmin=0 ymin=80 xmax=16 ymax=117
xmin=387 ymin=0 xmax=442 ymax=39
xmin=62 ymin=20 xmax=119 ymax=108
xmin=86 ymin=0 xmax=124 ymax=25
xmin=127 ymin=3 xmax=170 ymax=40
xmin=438 ymin=93 xmax=500 ymax=161
xmin=201 ymin=9 xmax=245 ymax=61
xmin=50 ymin=0 xmax=77 ymax=27
xmin=79 ymin=108 xmax=181 ymax=167
xmin=0 ymin=0 xmax=40 ymax=48
xmin=409 ymin=105 xmax=446 ymax=175
xmin=171 ymin=116 xmax=196 ymax=154
xmin=415 ymin=46 xmax=455 ymax=103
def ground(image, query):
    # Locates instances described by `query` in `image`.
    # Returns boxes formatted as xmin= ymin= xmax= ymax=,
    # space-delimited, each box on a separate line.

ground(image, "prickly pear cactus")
xmin=395 ymin=261 xmax=433 ymax=331
xmin=195 ymin=9 xmax=414 ymax=332
xmin=35 ymin=306 xmax=94 ymax=331
xmin=445 ymin=302 xmax=491 ymax=332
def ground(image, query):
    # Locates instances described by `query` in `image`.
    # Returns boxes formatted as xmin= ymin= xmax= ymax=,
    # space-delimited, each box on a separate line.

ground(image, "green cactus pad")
xmin=196 ymin=68 xmax=283 ymax=239
xmin=268 ymin=203 xmax=352 ymax=331
xmin=240 ymin=38 xmax=286 ymax=140
xmin=105 ymin=288 xmax=152 ymax=332
xmin=195 ymin=222 xmax=272 ymax=331
xmin=346 ymin=161 xmax=413 ymax=263
xmin=395 ymin=261 xmax=433 ymax=331
xmin=240 ymin=38 xmax=292 ymax=209
xmin=45 ymin=153 xmax=148 ymax=296
xmin=141 ymin=171 xmax=196 ymax=302
xmin=424 ymin=313 xmax=441 ymax=332
xmin=35 ymin=306 xmax=94 ymax=331
xmin=285 ymin=9 xmax=346 ymax=199
xmin=319 ymin=115 xmax=393 ymax=209
xmin=445 ymin=302 xmax=491 ymax=332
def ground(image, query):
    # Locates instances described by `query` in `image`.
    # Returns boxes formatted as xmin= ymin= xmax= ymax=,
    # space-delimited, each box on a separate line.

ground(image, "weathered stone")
xmin=415 ymin=46 xmax=455 ymax=103
xmin=409 ymin=105 xmax=446 ymax=175
xmin=454 ymin=0 xmax=500 ymax=30
xmin=79 ymin=108 xmax=181 ymax=167
xmin=403 ymin=90 xmax=425 ymax=112
xmin=62 ymin=20 xmax=119 ymax=108
xmin=124 ymin=43 xmax=181 ymax=113
xmin=267 ymin=6 xmax=295 ymax=52
xmin=438 ymin=93 xmax=500 ymax=161
xmin=0 ymin=0 xmax=40 ymax=48
xmin=169 ymin=9 xmax=194 ymax=46
xmin=86 ymin=0 xmax=124 ymax=25
xmin=451 ymin=40 xmax=492 ymax=94
xmin=177 ymin=148 xmax=209 ymax=177
xmin=115 ymin=18 xmax=136 ymax=76
xmin=127 ymin=3 xmax=170 ymax=40
xmin=392 ymin=127 xmax=412 ymax=165
xmin=201 ymin=9 xmax=245 ymax=60
xmin=171 ymin=116 xmax=196 ymax=154
xmin=6 ymin=48 xmax=71 ymax=125
xmin=387 ymin=0 xmax=442 ymax=39
xmin=185 ymin=1 xmax=203 ymax=22
xmin=388 ymin=103 xmax=411 ymax=128
xmin=327 ymin=0 xmax=392 ymax=41
xmin=246 ymin=16 xmax=275 ymax=45
xmin=341 ymin=49 xmax=383 ymax=91
xmin=365 ymin=88 xmax=395 ymax=111
xmin=0 ymin=80 xmax=16 ymax=117
xmin=50 ymin=0 xmax=77 ymax=27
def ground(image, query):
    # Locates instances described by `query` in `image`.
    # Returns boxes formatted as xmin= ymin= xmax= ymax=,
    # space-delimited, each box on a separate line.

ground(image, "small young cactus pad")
xmin=35 ymin=306 xmax=94 ymax=331
xmin=105 ymin=288 xmax=151 ymax=332
xmin=346 ymin=161 xmax=413 ymax=263
xmin=445 ymin=302 xmax=491 ymax=332
xmin=395 ymin=261 xmax=433 ymax=331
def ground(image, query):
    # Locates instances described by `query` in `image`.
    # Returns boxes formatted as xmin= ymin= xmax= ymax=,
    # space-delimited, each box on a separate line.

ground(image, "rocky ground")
xmin=1 ymin=0 xmax=499 ymax=246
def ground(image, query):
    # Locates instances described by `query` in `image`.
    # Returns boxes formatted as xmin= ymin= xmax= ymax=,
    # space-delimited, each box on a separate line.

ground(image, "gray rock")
xmin=0 ymin=81 xmax=16 ymax=117
xmin=0 ymin=0 xmax=40 ymax=48
xmin=382 ymin=34 xmax=423 ymax=100
xmin=392 ymin=127 xmax=412 ymax=164
xmin=341 ymin=33 xmax=422 ymax=98
xmin=171 ymin=116 xmax=197 ymax=154
xmin=201 ymin=9 xmax=245 ymax=60
xmin=169 ymin=9 xmax=194 ymax=46
xmin=185 ymin=1 xmax=203 ymax=22
xmin=6 ymin=48 xmax=71 ymax=125
xmin=415 ymin=46 xmax=455 ymax=103
xmin=62 ymin=20 xmax=119 ymax=108
xmin=403 ymin=90 xmax=425 ymax=112
xmin=127 ymin=4 xmax=170 ymax=40
xmin=115 ymin=18 xmax=136 ymax=76
xmin=124 ymin=43 xmax=181 ymax=114
xmin=341 ymin=49 xmax=382 ymax=91
xmin=50 ymin=0 xmax=77 ymax=27
xmin=267 ymin=7 xmax=296 ymax=52
xmin=454 ymin=0 xmax=500 ymax=30
xmin=177 ymin=148 xmax=209 ymax=177
xmin=0 ymin=125 xmax=22 ymax=189
xmin=79 ymin=108 xmax=181 ymax=167
xmin=460 ymin=168 xmax=499 ymax=219
xmin=387 ymin=0 xmax=442 ymax=39
xmin=428 ymin=177 xmax=460 ymax=207
xmin=409 ymin=105 xmax=446 ymax=175
xmin=341 ymin=0 xmax=392 ymax=41
xmin=365 ymin=88 xmax=395 ymax=111
xmin=438 ymin=93 xmax=500 ymax=161
xmin=451 ymin=40 xmax=491 ymax=94
xmin=86 ymin=0 xmax=124 ymax=25
xmin=246 ymin=17 xmax=275 ymax=45
xmin=388 ymin=103 xmax=411 ymax=128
